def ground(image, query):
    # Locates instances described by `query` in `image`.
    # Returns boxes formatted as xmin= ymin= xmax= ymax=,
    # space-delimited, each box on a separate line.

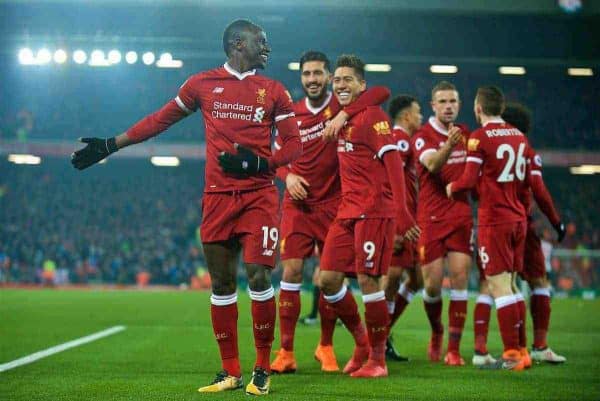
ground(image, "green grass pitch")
xmin=1 ymin=289 xmax=599 ymax=400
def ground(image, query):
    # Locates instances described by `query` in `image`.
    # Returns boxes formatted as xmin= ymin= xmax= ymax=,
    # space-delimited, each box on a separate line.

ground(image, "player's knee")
xmin=357 ymin=274 xmax=380 ymax=294
xmin=423 ymin=285 xmax=441 ymax=298
xmin=246 ymin=265 xmax=272 ymax=292
xmin=319 ymin=273 xmax=343 ymax=295
xmin=282 ymin=260 xmax=303 ymax=283
xmin=406 ymin=276 xmax=422 ymax=292
xmin=211 ymin=279 xmax=237 ymax=296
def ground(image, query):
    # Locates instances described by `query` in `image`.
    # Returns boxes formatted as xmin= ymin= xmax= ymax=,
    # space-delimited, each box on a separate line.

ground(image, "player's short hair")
xmin=388 ymin=95 xmax=417 ymax=121
xmin=476 ymin=85 xmax=505 ymax=116
xmin=223 ymin=19 xmax=261 ymax=57
xmin=502 ymin=102 xmax=532 ymax=134
xmin=299 ymin=51 xmax=331 ymax=72
xmin=335 ymin=54 xmax=365 ymax=80
xmin=431 ymin=81 xmax=457 ymax=100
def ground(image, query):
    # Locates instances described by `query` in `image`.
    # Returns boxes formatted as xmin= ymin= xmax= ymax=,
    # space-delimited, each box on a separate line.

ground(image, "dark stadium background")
xmin=0 ymin=0 xmax=599 ymax=294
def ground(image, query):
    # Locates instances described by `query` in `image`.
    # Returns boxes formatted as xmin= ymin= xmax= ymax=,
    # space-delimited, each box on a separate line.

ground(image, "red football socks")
xmin=278 ymin=283 xmax=301 ymax=351
xmin=319 ymin=293 xmax=337 ymax=346
xmin=210 ymin=294 xmax=241 ymax=377
xmin=474 ymin=295 xmax=493 ymax=354
xmin=423 ymin=291 xmax=444 ymax=334
xmin=325 ymin=287 xmax=368 ymax=347
xmin=495 ymin=295 xmax=520 ymax=352
xmin=531 ymin=288 xmax=551 ymax=349
xmin=250 ymin=288 xmax=276 ymax=372
xmin=364 ymin=293 xmax=390 ymax=364
xmin=448 ymin=290 xmax=468 ymax=353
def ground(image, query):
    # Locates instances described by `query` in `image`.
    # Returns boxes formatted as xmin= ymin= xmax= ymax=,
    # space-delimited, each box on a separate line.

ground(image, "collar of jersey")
xmin=305 ymin=91 xmax=332 ymax=115
xmin=428 ymin=116 xmax=450 ymax=136
xmin=483 ymin=118 xmax=505 ymax=127
xmin=224 ymin=63 xmax=256 ymax=80
xmin=393 ymin=124 xmax=409 ymax=134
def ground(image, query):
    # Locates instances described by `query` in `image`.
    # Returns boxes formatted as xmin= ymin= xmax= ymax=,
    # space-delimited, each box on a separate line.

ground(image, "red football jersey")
xmin=412 ymin=117 xmax=471 ymax=224
xmin=453 ymin=119 xmax=529 ymax=225
xmin=275 ymin=92 xmax=340 ymax=204
xmin=176 ymin=63 xmax=297 ymax=193
xmin=393 ymin=126 xmax=417 ymax=218
xmin=336 ymin=106 xmax=398 ymax=219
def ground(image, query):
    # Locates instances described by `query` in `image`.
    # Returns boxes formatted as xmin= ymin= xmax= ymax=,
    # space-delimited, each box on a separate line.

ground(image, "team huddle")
xmin=71 ymin=19 xmax=566 ymax=396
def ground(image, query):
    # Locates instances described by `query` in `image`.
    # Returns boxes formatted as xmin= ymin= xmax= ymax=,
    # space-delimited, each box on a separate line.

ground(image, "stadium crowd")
xmin=0 ymin=159 xmax=597 ymax=289
xmin=1 ymin=69 xmax=598 ymax=150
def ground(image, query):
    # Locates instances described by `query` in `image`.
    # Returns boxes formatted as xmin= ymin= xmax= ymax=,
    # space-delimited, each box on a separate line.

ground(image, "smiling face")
xmin=241 ymin=28 xmax=271 ymax=70
xmin=301 ymin=60 xmax=330 ymax=102
xmin=332 ymin=66 xmax=366 ymax=106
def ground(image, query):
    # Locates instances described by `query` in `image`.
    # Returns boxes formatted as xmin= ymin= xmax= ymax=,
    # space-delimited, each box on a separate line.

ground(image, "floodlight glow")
xmin=53 ymin=49 xmax=67 ymax=64
xmin=73 ymin=50 xmax=87 ymax=64
xmin=125 ymin=51 xmax=138 ymax=64
xmin=430 ymin=65 xmax=458 ymax=74
xmin=108 ymin=50 xmax=121 ymax=64
xmin=156 ymin=53 xmax=183 ymax=68
xmin=288 ymin=62 xmax=300 ymax=71
xmin=142 ymin=52 xmax=155 ymax=65
xmin=499 ymin=66 xmax=526 ymax=75
xmin=37 ymin=49 xmax=52 ymax=65
xmin=18 ymin=48 xmax=35 ymax=65
xmin=8 ymin=154 xmax=41 ymax=165
xmin=365 ymin=64 xmax=392 ymax=72
xmin=569 ymin=165 xmax=600 ymax=175
xmin=568 ymin=68 xmax=593 ymax=77
xmin=89 ymin=50 xmax=109 ymax=67
xmin=150 ymin=156 xmax=180 ymax=167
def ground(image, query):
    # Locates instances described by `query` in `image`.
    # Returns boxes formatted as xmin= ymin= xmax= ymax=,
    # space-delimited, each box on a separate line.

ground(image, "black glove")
xmin=71 ymin=137 xmax=118 ymax=170
xmin=553 ymin=221 xmax=566 ymax=243
xmin=218 ymin=144 xmax=269 ymax=175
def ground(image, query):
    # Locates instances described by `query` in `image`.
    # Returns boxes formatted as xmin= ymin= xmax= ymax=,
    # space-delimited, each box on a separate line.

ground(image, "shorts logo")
xmin=256 ymin=88 xmax=266 ymax=104
xmin=373 ymin=120 xmax=391 ymax=135
xmin=262 ymin=249 xmax=274 ymax=256
xmin=397 ymin=139 xmax=409 ymax=152
xmin=212 ymin=87 xmax=224 ymax=94
xmin=365 ymin=261 xmax=374 ymax=268
xmin=253 ymin=106 xmax=265 ymax=123
xmin=534 ymin=154 xmax=542 ymax=167
xmin=468 ymin=138 xmax=480 ymax=151
xmin=415 ymin=138 xmax=425 ymax=151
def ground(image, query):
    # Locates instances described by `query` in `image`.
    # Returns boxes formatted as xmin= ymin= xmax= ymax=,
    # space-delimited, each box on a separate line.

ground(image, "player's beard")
xmin=303 ymin=84 xmax=328 ymax=102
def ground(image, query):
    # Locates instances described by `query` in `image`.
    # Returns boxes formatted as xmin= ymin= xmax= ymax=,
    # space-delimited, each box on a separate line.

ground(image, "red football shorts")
xmin=417 ymin=217 xmax=473 ymax=265
xmin=201 ymin=186 xmax=279 ymax=267
xmin=520 ymin=220 xmax=546 ymax=282
xmin=477 ymin=221 xmax=526 ymax=277
xmin=279 ymin=198 xmax=339 ymax=261
xmin=390 ymin=241 xmax=417 ymax=269
xmin=320 ymin=218 xmax=396 ymax=277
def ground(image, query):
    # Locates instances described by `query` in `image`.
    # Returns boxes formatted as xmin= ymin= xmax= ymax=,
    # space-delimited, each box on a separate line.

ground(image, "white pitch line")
xmin=0 ymin=325 xmax=126 ymax=373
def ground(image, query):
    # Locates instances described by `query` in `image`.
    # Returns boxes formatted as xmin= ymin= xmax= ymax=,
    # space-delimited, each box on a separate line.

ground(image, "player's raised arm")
xmin=420 ymin=124 xmax=463 ymax=174
xmin=71 ymin=77 xmax=199 ymax=170
xmin=447 ymin=134 xmax=483 ymax=196
xmin=323 ymin=86 xmax=391 ymax=141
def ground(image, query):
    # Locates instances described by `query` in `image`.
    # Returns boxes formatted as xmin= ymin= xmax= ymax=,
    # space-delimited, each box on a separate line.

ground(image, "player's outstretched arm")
xmin=421 ymin=124 xmax=462 ymax=174
xmin=71 ymin=99 xmax=190 ymax=170
xmin=447 ymin=160 xmax=480 ymax=198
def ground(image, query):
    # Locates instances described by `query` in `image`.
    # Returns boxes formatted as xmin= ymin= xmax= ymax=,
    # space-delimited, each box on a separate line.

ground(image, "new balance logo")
xmin=212 ymin=87 xmax=224 ymax=93
xmin=262 ymin=249 xmax=274 ymax=256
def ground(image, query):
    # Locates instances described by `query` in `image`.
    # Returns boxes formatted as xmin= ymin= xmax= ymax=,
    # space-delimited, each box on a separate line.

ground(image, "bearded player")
xmin=72 ymin=19 xmax=301 ymax=395
xmin=319 ymin=54 xmax=419 ymax=378
xmin=411 ymin=81 xmax=472 ymax=365
xmin=384 ymin=94 xmax=423 ymax=362
xmin=471 ymin=102 xmax=566 ymax=365
xmin=448 ymin=86 xmax=531 ymax=371
xmin=270 ymin=51 xmax=390 ymax=374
